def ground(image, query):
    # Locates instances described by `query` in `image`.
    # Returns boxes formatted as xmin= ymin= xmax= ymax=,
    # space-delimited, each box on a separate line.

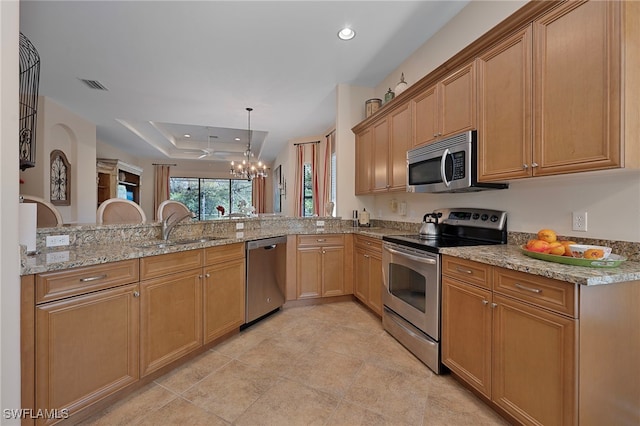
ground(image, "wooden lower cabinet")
xmin=34 ymin=283 xmax=140 ymax=424
xmin=353 ymin=235 xmax=383 ymax=315
xmin=442 ymin=256 xmax=577 ymax=426
xmin=295 ymin=235 xmax=348 ymax=299
xmin=139 ymin=269 xmax=203 ymax=377
xmin=202 ymin=245 xmax=245 ymax=344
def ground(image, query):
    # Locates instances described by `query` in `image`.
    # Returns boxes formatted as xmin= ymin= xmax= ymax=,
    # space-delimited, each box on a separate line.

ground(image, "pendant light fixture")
xmin=230 ymin=107 xmax=268 ymax=181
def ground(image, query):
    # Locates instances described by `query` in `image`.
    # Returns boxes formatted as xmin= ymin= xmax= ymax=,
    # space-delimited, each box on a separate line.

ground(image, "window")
xmin=169 ymin=177 xmax=252 ymax=220
xmin=302 ymin=162 xmax=313 ymax=217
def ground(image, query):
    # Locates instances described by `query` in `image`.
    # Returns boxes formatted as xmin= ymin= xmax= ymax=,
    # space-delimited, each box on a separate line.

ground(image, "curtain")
xmin=322 ymin=131 xmax=335 ymax=216
xmin=252 ymin=176 xmax=266 ymax=213
xmin=293 ymin=144 xmax=305 ymax=216
xmin=153 ymin=164 xmax=171 ymax=220
xmin=311 ymin=142 xmax=320 ymax=216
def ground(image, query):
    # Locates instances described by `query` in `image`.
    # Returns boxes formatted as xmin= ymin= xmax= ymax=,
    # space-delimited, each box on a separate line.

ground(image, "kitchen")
xmin=3 ymin=1 xmax=640 ymax=425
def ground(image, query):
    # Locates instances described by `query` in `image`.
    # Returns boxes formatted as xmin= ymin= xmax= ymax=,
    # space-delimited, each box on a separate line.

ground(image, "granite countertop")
xmin=440 ymin=244 xmax=640 ymax=286
xmin=21 ymin=227 xmax=640 ymax=286
xmin=20 ymin=227 xmax=408 ymax=275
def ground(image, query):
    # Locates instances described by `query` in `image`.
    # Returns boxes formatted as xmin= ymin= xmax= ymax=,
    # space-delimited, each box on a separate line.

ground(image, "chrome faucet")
xmin=161 ymin=211 xmax=193 ymax=241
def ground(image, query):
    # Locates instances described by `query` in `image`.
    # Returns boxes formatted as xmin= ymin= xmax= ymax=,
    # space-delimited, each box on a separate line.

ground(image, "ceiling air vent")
xmin=79 ymin=78 xmax=108 ymax=91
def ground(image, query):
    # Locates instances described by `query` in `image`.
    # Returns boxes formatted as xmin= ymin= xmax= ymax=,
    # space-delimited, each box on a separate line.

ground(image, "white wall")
xmin=21 ymin=96 xmax=97 ymax=223
xmin=1 ymin=0 xmax=22 ymax=421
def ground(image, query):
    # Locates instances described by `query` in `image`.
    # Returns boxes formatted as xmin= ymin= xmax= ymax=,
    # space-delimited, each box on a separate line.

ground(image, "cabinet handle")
xmin=455 ymin=267 xmax=473 ymax=274
xmin=79 ymin=274 xmax=107 ymax=283
xmin=322 ymin=250 xmax=326 ymax=254
xmin=482 ymin=300 xmax=489 ymax=305
xmin=133 ymin=291 xmax=140 ymax=298
xmin=317 ymin=239 xmax=326 ymax=242
xmin=491 ymin=303 xmax=498 ymax=309
xmin=199 ymin=274 xmax=203 ymax=279
xmin=523 ymin=164 xmax=529 ymax=169
xmin=531 ymin=162 xmax=539 ymax=168
xmin=364 ymin=254 xmax=370 ymax=258
xmin=514 ymin=283 xmax=542 ymax=294
xmin=433 ymin=133 xmax=438 ymax=137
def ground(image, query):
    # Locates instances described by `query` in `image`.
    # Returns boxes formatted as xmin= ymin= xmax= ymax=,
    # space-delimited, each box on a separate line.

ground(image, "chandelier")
xmin=230 ymin=107 xmax=268 ymax=180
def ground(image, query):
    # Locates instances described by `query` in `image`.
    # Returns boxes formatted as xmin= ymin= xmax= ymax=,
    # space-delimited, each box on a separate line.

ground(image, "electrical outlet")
xmin=46 ymin=235 xmax=69 ymax=247
xmin=316 ymin=220 xmax=325 ymax=227
xmin=46 ymin=251 xmax=69 ymax=263
xmin=235 ymin=222 xmax=244 ymax=230
xmin=572 ymin=211 xmax=588 ymax=232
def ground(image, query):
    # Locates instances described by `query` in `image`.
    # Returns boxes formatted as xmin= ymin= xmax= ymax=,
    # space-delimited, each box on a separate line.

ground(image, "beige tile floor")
xmin=81 ymin=301 xmax=509 ymax=426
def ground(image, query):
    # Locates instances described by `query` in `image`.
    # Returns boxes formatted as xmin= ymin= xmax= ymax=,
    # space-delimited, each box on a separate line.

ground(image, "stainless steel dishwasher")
xmin=245 ymin=236 xmax=287 ymax=324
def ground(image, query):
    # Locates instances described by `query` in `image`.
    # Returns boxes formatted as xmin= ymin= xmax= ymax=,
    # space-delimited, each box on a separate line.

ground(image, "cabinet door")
xmin=355 ymin=127 xmax=373 ymax=195
xmin=203 ymin=258 xmax=245 ymax=344
xmin=368 ymin=252 xmax=383 ymax=316
xmin=533 ymin=0 xmax=621 ymax=175
xmin=492 ymin=294 xmax=576 ymax=426
xmin=371 ymin=118 xmax=390 ymax=192
xmin=140 ymin=270 xmax=202 ymax=376
xmin=442 ymin=278 xmax=492 ymax=398
xmin=35 ymin=284 xmax=139 ymax=418
xmin=321 ymin=246 xmax=345 ymax=297
xmin=411 ymin=84 xmax=438 ymax=147
xmin=477 ymin=26 xmax=533 ymax=181
xmin=296 ymin=247 xmax=322 ymax=299
xmin=354 ymin=247 xmax=370 ymax=303
xmin=388 ymin=104 xmax=410 ymax=191
xmin=440 ymin=62 xmax=476 ymax=138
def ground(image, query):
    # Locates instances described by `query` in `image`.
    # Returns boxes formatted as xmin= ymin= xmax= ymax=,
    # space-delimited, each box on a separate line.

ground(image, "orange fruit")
xmin=548 ymin=242 xmax=565 ymax=256
xmin=527 ymin=240 xmax=551 ymax=253
xmin=584 ymin=248 xmax=605 ymax=259
xmin=559 ymin=240 xmax=577 ymax=257
xmin=537 ymin=229 xmax=557 ymax=243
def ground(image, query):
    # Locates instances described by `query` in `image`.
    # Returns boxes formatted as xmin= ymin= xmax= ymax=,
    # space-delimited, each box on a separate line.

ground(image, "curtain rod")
xmin=152 ymin=163 xmax=177 ymax=166
xmin=325 ymin=129 xmax=336 ymax=137
xmin=293 ymin=141 xmax=320 ymax=146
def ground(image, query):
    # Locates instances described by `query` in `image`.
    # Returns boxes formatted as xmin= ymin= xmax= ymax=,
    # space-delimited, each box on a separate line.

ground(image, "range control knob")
xmin=481 ymin=214 xmax=489 ymax=221
xmin=490 ymin=215 xmax=499 ymax=222
xmin=472 ymin=213 xmax=480 ymax=220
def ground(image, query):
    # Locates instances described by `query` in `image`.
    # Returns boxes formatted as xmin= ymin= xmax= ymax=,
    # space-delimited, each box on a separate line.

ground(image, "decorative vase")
xmin=384 ymin=88 xmax=395 ymax=103
xmin=395 ymin=73 xmax=408 ymax=96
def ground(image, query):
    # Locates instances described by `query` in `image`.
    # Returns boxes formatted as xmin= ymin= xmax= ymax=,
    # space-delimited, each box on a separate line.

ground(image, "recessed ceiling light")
xmin=184 ymin=134 xmax=191 ymax=138
xmin=338 ymin=27 xmax=355 ymax=41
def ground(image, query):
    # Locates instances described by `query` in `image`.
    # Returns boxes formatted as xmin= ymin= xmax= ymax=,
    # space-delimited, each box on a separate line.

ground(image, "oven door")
xmin=382 ymin=242 xmax=440 ymax=340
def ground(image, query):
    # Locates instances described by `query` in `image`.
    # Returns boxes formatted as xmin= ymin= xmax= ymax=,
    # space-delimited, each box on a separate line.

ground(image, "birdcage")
xmin=19 ymin=32 xmax=40 ymax=171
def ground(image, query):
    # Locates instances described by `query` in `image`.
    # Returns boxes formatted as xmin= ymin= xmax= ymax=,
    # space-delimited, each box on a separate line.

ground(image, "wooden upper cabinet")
xmin=388 ymin=104 xmax=410 ymax=191
xmin=371 ymin=117 xmax=390 ymax=192
xmin=411 ymin=63 xmax=476 ymax=148
xmin=410 ymin=85 xmax=438 ymax=147
xmin=354 ymin=103 xmax=410 ymax=195
xmin=355 ymin=126 xmax=373 ymax=195
xmin=477 ymin=25 xmax=533 ymax=182
xmin=533 ymin=0 xmax=621 ymax=175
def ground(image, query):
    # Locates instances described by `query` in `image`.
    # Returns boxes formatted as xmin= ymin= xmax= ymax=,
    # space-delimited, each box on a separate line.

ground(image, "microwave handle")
xmin=440 ymin=148 xmax=451 ymax=187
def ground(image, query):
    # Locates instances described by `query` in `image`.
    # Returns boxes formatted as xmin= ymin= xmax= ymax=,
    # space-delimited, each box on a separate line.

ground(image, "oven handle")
xmin=384 ymin=246 xmax=437 ymax=264
xmin=440 ymin=148 xmax=451 ymax=187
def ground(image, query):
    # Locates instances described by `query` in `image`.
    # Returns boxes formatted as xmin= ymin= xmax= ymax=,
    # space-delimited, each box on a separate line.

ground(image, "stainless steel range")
xmin=382 ymin=207 xmax=507 ymax=374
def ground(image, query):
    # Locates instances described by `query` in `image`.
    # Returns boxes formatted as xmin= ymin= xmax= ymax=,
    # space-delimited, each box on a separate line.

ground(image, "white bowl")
xmin=568 ymin=244 xmax=612 ymax=260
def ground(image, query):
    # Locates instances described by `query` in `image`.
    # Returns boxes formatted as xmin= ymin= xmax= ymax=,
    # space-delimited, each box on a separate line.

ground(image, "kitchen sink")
xmin=135 ymin=236 xmax=227 ymax=249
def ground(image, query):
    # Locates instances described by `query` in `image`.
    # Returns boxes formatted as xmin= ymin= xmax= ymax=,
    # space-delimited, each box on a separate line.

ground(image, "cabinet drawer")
xmin=36 ymin=259 xmax=139 ymax=304
xmin=140 ymin=249 xmax=204 ymax=280
xmin=442 ymin=256 xmax=492 ymax=290
xmin=204 ymin=242 xmax=244 ymax=266
xmin=493 ymin=268 xmax=578 ymax=317
xmin=354 ymin=235 xmax=382 ymax=253
xmin=297 ymin=234 xmax=344 ymax=247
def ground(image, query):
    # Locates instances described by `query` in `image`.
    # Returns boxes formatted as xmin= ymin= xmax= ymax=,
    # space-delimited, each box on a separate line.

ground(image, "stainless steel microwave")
xmin=406 ymin=130 xmax=508 ymax=193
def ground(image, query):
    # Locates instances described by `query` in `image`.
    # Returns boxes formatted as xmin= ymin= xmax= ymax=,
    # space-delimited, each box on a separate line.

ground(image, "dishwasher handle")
xmin=246 ymin=236 xmax=287 ymax=250
xmin=263 ymin=244 xmax=277 ymax=250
